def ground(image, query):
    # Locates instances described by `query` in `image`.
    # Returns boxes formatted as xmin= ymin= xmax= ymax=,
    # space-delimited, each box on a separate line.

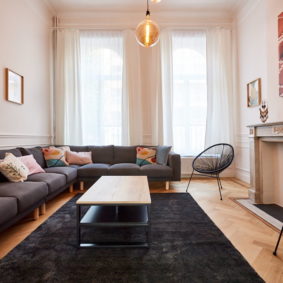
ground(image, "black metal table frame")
xmin=76 ymin=203 xmax=151 ymax=248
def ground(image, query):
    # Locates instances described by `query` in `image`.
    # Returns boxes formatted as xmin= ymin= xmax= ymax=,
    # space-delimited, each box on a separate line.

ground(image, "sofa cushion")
xmin=0 ymin=182 xmax=48 ymax=212
xmin=44 ymin=167 xmax=77 ymax=183
xmin=0 ymin=197 xmax=18 ymax=225
xmin=0 ymin=148 xmax=22 ymax=159
xmin=27 ymin=173 xmax=66 ymax=194
xmin=20 ymin=147 xmax=46 ymax=168
xmin=89 ymin=145 xmax=114 ymax=164
xmin=69 ymin=146 xmax=89 ymax=152
xmin=0 ymin=148 xmax=22 ymax=182
xmin=140 ymin=164 xmax=173 ymax=178
xmin=109 ymin=163 xmax=141 ymax=175
xmin=69 ymin=164 xmax=81 ymax=169
xmin=78 ymin=164 xmax=110 ymax=178
xmin=114 ymin=146 xmax=137 ymax=163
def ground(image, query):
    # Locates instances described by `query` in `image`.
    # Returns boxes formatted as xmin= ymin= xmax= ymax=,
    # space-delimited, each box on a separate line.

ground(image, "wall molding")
xmin=0 ymin=134 xmax=53 ymax=149
xmin=235 ymin=132 xmax=251 ymax=183
xmin=236 ymin=133 xmax=249 ymax=148
xmin=0 ymin=134 xmax=52 ymax=139
xmin=235 ymin=167 xmax=250 ymax=184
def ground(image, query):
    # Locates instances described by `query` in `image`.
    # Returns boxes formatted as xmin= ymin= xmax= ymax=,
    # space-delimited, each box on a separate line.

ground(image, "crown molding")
xmin=56 ymin=10 xmax=234 ymax=29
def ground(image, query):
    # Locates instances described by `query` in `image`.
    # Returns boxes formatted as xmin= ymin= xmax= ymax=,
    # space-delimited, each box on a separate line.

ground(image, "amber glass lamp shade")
xmin=135 ymin=15 xmax=160 ymax=48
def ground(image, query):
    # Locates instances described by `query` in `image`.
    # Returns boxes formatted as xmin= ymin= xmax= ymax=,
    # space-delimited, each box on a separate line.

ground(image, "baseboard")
xmin=182 ymin=168 xmax=235 ymax=179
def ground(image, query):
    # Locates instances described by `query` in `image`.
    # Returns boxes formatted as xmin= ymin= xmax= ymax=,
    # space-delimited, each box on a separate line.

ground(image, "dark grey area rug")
xmin=0 ymin=193 xmax=263 ymax=283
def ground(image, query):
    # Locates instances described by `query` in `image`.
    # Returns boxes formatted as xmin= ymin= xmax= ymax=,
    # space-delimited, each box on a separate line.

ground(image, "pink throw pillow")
xmin=66 ymin=151 xmax=92 ymax=165
xmin=18 ymin=155 xmax=45 ymax=175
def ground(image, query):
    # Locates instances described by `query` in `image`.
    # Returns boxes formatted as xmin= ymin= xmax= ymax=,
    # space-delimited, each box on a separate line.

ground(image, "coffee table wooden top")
xmin=76 ymin=176 xmax=151 ymax=205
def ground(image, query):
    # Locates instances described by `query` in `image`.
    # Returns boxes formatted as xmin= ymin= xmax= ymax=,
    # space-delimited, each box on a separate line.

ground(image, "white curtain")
xmin=205 ymin=27 xmax=234 ymax=147
xmin=160 ymin=29 xmax=173 ymax=146
xmin=55 ymin=29 xmax=83 ymax=145
xmin=80 ymin=31 xmax=124 ymax=145
xmin=160 ymin=30 xmax=207 ymax=156
xmin=122 ymin=30 xmax=143 ymax=145
xmin=172 ymin=30 xmax=207 ymax=156
xmin=151 ymin=42 xmax=164 ymax=146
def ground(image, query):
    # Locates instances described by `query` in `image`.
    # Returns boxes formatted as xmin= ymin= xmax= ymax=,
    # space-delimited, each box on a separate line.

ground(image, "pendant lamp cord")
xmin=146 ymin=0 xmax=150 ymax=16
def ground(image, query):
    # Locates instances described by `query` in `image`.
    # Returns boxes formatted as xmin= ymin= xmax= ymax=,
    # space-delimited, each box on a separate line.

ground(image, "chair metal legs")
xmin=216 ymin=175 xmax=223 ymax=201
xmin=186 ymin=170 xmax=194 ymax=193
xmin=186 ymin=170 xmax=223 ymax=200
xmin=273 ymin=226 xmax=283 ymax=256
xmin=218 ymin=176 xmax=223 ymax=190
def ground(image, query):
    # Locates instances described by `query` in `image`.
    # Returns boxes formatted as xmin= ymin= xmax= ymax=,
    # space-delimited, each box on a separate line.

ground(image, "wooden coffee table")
xmin=76 ymin=176 xmax=151 ymax=248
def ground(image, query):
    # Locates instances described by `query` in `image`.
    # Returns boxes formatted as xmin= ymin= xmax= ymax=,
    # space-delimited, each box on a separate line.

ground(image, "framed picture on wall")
xmin=279 ymin=12 xmax=283 ymax=97
xmin=5 ymin=68 xmax=24 ymax=105
xmin=247 ymin=78 xmax=261 ymax=107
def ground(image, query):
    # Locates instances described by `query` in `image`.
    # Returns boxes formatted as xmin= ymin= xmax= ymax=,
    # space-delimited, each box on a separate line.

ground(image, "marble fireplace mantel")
xmin=247 ymin=121 xmax=283 ymax=204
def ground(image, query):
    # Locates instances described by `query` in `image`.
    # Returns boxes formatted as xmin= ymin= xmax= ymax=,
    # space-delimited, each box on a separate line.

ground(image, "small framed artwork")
xmin=247 ymin=78 xmax=261 ymax=107
xmin=5 ymin=68 xmax=24 ymax=105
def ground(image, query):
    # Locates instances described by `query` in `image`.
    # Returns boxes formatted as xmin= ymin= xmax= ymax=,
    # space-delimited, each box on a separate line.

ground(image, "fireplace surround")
xmin=248 ymin=122 xmax=283 ymax=205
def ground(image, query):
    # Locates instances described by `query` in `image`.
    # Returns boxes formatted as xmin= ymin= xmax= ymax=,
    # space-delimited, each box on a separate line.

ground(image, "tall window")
xmin=80 ymin=31 xmax=123 ymax=145
xmin=172 ymin=31 xmax=207 ymax=156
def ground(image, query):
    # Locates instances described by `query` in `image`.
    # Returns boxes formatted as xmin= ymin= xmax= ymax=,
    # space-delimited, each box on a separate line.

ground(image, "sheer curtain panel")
xmin=160 ymin=29 xmax=173 ymax=146
xmin=55 ymin=29 xmax=83 ymax=145
xmin=171 ymin=31 xmax=207 ymax=156
xmin=205 ymin=28 xmax=234 ymax=147
xmin=80 ymin=31 xmax=124 ymax=145
xmin=122 ymin=30 xmax=143 ymax=145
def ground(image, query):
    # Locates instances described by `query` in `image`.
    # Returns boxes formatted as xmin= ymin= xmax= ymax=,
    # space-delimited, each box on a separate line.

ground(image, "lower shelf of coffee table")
xmin=80 ymin=205 xmax=149 ymax=227
xmin=80 ymin=242 xmax=149 ymax=248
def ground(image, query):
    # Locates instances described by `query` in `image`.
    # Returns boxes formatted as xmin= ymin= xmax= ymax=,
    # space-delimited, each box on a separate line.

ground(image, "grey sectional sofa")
xmin=0 ymin=145 xmax=180 ymax=232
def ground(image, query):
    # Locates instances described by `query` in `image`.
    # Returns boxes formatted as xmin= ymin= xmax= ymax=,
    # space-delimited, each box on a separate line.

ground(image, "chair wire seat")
xmin=186 ymin=143 xmax=234 ymax=200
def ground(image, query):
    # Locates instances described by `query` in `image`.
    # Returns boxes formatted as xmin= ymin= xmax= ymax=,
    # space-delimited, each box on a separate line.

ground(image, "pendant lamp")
xmin=135 ymin=0 xmax=160 ymax=48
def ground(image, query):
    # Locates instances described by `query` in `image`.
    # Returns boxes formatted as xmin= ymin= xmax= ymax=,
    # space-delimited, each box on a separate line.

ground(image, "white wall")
xmin=235 ymin=0 xmax=283 ymax=183
xmin=0 ymin=0 xmax=53 ymax=148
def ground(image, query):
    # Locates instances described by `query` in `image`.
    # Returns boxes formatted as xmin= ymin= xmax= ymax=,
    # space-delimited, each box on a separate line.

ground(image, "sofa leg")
xmin=80 ymin=181 xmax=84 ymax=191
xmin=69 ymin=184 xmax=74 ymax=193
xmin=39 ymin=203 xmax=46 ymax=215
xmin=33 ymin=208 xmax=39 ymax=220
xmin=165 ymin=181 xmax=170 ymax=191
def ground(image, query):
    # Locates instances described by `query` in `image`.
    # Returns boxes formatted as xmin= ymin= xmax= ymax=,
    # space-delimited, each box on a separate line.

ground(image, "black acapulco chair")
xmin=186 ymin=143 xmax=234 ymax=200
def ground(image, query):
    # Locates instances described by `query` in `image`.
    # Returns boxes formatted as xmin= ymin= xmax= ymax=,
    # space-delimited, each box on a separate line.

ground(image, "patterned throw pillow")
xmin=42 ymin=146 xmax=70 ymax=168
xmin=0 ymin=153 xmax=29 ymax=182
xmin=136 ymin=147 xmax=157 ymax=166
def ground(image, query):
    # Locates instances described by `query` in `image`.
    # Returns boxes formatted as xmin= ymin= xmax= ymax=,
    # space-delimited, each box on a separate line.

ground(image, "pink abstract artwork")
xmin=279 ymin=12 xmax=283 ymax=96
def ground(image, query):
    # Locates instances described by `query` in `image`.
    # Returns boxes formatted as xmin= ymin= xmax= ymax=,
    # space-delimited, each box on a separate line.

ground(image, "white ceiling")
xmin=46 ymin=0 xmax=243 ymax=14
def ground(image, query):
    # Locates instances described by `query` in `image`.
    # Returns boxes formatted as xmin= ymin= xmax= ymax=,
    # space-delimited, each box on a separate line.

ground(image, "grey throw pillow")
xmin=156 ymin=146 xmax=172 ymax=165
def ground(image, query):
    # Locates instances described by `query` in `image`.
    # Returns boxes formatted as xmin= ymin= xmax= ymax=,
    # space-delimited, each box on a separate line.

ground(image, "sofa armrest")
xmin=168 ymin=152 xmax=181 ymax=181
